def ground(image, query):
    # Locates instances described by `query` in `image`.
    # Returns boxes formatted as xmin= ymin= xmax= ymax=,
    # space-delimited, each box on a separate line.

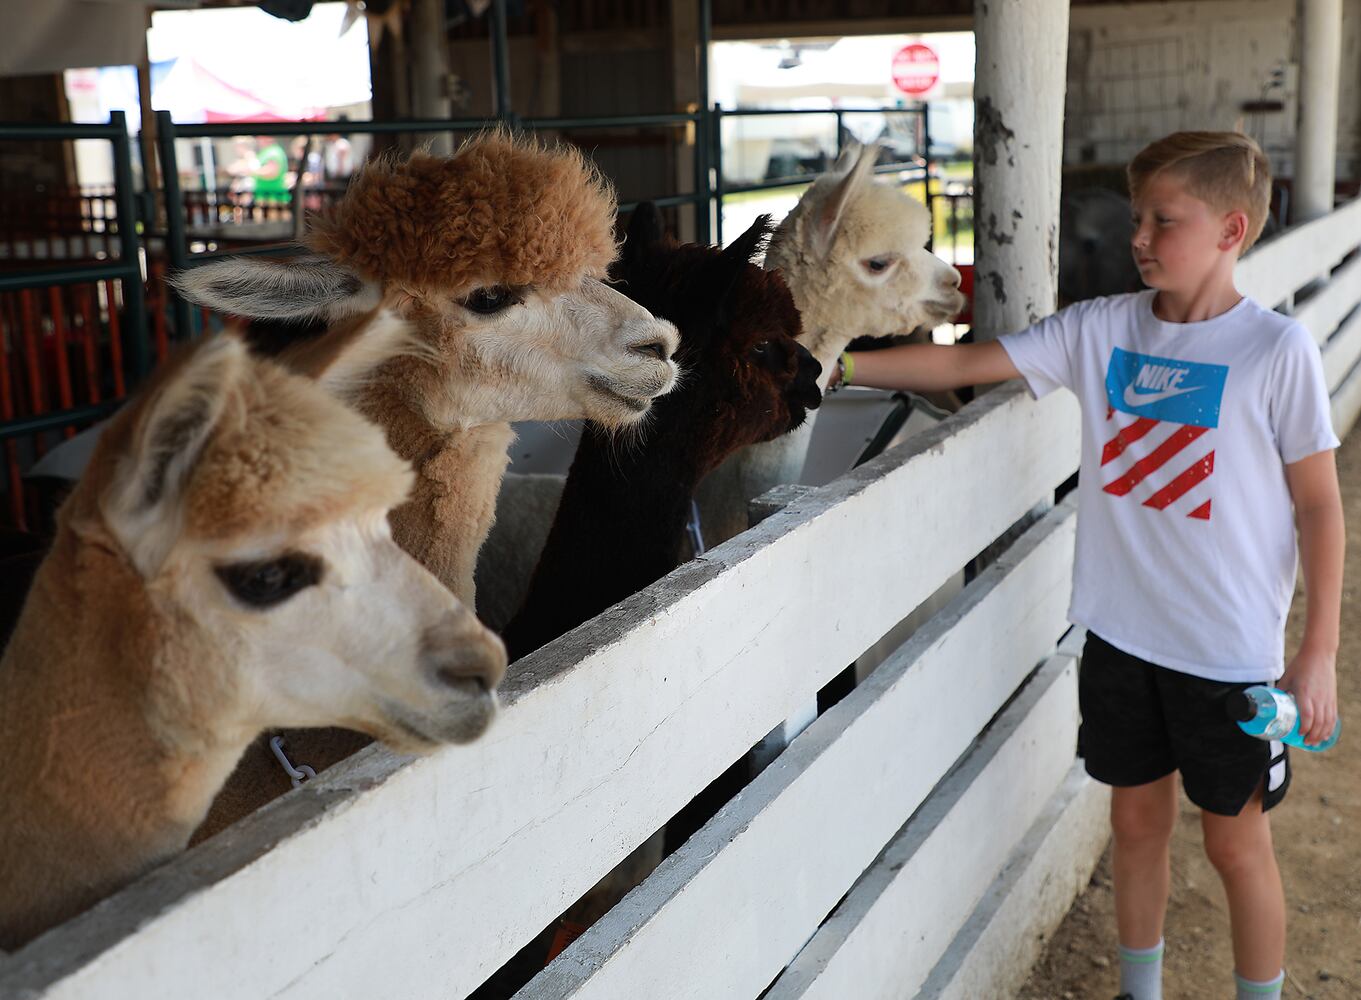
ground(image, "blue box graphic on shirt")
xmin=1105 ymin=347 xmax=1228 ymax=427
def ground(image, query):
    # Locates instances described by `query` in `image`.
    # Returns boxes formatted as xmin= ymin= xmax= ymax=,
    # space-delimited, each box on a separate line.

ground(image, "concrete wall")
xmin=1065 ymin=0 xmax=1360 ymax=183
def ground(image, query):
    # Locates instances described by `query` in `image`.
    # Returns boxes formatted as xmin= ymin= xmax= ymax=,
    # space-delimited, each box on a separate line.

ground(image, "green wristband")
xmin=840 ymin=351 xmax=855 ymax=387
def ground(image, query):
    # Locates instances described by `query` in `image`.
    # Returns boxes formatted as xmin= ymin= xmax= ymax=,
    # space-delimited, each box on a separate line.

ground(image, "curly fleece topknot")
xmin=306 ymin=131 xmax=619 ymax=293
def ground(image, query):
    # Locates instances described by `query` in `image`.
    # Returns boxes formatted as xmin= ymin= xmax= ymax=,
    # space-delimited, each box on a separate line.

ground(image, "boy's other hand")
xmin=1279 ymin=645 xmax=1338 ymax=745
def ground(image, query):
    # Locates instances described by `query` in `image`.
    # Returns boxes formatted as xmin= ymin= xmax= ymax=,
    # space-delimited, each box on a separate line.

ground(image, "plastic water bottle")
xmin=1227 ymin=685 xmax=1341 ymax=752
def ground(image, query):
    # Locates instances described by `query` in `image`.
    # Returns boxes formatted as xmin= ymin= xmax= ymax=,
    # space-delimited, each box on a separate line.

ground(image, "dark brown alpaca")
xmin=503 ymin=205 xmax=821 ymax=659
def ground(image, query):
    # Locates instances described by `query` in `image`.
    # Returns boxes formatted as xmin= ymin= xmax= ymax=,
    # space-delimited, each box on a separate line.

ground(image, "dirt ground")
xmin=1017 ymin=428 xmax=1361 ymax=1000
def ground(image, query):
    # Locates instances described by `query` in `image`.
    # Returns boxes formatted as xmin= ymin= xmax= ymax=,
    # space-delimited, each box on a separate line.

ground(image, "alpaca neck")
xmin=764 ymin=242 xmax=862 ymax=373
xmin=0 ymin=543 xmax=250 ymax=949
xmin=505 ymin=423 xmax=702 ymax=659
xmin=363 ymin=386 xmax=515 ymax=608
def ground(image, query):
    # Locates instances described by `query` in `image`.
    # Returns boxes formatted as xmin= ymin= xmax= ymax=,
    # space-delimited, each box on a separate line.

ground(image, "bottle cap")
xmin=1225 ymin=690 xmax=1256 ymax=722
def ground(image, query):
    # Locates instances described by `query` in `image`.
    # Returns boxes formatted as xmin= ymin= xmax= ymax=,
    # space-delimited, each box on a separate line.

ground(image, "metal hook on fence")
xmin=268 ymin=735 xmax=317 ymax=789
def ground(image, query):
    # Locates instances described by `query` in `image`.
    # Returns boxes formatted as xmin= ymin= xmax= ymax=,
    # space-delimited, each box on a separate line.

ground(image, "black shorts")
xmin=1078 ymin=632 xmax=1291 ymax=816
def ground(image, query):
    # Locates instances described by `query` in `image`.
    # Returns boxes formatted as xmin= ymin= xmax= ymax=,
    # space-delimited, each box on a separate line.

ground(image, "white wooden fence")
xmin=2 ymin=197 xmax=1358 ymax=1000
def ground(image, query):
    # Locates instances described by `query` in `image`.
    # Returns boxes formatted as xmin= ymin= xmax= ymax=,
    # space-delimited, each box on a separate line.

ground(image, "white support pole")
xmin=411 ymin=0 xmax=453 ymax=155
xmin=1294 ymin=0 xmax=1343 ymax=223
xmin=972 ymin=0 xmax=1070 ymax=340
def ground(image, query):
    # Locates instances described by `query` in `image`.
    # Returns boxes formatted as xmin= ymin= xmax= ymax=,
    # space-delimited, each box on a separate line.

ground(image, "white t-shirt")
xmin=1000 ymin=290 xmax=1338 ymax=681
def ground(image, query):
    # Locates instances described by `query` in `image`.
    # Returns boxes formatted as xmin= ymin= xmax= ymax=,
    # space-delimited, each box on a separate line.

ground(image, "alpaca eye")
xmin=752 ymin=340 xmax=771 ymax=355
xmin=215 ymin=553 xmax=324 ymax=609
xmin=461 ymin=286 xmax=520 ymax=315
xmin=863 ymin=257 xmax=894 ymax=275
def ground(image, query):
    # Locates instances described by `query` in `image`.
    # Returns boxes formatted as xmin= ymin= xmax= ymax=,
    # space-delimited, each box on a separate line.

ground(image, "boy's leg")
xmin=1078 ymin=633 xmax=1179 ymax=1000
xmin=1201 ymin=785 xmax=1285 ymax=983
xmin=1111 ymin=774 xmax=1179 ymax=947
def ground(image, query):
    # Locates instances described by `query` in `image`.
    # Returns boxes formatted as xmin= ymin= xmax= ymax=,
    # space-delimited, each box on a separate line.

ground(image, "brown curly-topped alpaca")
xmin=0 ymin=318 xmax=505 ymax=949
xmin=174 ymin=133 xmax=679 ymax=840
xmin=177 ymin=131 xmax=680 ymax=607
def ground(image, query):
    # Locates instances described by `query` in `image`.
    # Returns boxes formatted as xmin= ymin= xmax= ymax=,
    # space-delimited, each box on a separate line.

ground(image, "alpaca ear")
xmin=170 ymin=255 xmax=380 ymax=324
xmin=811 ymin=141 xmax=881 ymax=259
xmin=103 ymin=335 xmax=246 ymax=576
xmin=712 ymin=215 xmax=773 ymax=321
xmin=281 ymin=308 xmax=424 ymax=397
xmin=622 ymin=202 xmax=666 ymax=266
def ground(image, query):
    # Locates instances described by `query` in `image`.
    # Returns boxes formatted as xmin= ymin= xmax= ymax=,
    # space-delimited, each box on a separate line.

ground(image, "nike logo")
xmin=1123 ymin=383 xmax=1203 ymax=407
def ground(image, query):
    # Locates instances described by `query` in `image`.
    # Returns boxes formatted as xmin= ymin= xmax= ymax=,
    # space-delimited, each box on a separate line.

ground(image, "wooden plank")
xmin=0 ymin=385 xmax=1081 ymax=1000
xmin=1323 ymin=306 xmax=1361 ymax=394
xmin=1235 ymin=196 xmax=1361 ymax=308
xmin=1294 ymin=252 xmax=1361 ymax=347
xmin=518 ymin=501 xmax=1077 ymax=1000
xmin=1331 ymin=351 xmax=1361 ymax=439
xmin=916 ymin=765 xmax=1110 ymax=1000
xmin=765 ymin=645 xmax=1085 ymax=1000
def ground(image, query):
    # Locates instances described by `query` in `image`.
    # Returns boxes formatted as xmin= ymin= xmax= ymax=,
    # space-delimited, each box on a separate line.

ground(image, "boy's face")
xmin=1130 ymin=172 xmax=1245 ymax=294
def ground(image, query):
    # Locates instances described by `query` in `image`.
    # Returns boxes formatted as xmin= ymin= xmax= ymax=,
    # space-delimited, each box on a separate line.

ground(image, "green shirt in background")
xmin=254 ymin=142 xmax=289 ymax=204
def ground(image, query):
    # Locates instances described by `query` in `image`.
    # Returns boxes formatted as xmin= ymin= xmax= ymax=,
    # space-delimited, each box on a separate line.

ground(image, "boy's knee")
xmin=1112 ymin=811 xmax=1175 ymax=849
xmin=1203 ymin=821 xmax=1273 ymax=875
xmin=1111 ymin=792 xmax=1177 ymax=847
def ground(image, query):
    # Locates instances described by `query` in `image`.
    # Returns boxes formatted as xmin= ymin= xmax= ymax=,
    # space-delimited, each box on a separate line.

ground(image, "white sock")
xmin=1117 ymin=938 xmax=1164 ymax=1000
xmin=1235 ymin=970 xmax=1284 ymax=1000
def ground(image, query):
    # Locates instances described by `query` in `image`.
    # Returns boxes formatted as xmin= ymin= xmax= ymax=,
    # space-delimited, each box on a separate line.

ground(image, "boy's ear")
xmin=102 ymin=335 xmax=246 ymax=576
xmin=1220 ymin=209 xmax=1249 ymax=252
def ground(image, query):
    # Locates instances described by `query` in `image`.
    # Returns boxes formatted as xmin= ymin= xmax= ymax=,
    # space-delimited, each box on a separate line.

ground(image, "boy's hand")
xmin=1279 ymin=645 xmax=1338 ymax=746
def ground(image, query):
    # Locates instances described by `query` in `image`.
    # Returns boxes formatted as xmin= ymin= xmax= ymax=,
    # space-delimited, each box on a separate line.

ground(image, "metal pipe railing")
xmin=110 ymin=111 xmax=149 ymax=381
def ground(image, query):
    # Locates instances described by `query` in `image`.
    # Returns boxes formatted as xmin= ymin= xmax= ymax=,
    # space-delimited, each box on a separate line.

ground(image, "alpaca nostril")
xmin=436 ymin=665 xmax=488 ymax=693
xmin=632 ymin=341 xmax=669 ymax=362
xmin=947 ymin=268 xmax=962 ymax=289
xmin=423 ymin=619 xmax=508 ymax=693
xmin=430 ymin=644 xmax=504 ymax=693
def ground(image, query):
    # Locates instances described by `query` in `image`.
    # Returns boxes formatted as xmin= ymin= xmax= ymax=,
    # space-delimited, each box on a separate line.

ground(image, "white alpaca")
xmin=695 ymin=142 xmax=967 ymax=543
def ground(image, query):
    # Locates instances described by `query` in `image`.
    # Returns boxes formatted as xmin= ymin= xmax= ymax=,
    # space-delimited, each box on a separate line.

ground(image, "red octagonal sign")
xmin=892 ymin=43 xmax=940 ymax=96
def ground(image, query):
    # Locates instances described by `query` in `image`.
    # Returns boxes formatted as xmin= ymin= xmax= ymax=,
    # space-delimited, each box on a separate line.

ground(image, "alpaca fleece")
xmin=307 ymin=132 xmax=618 ymax=293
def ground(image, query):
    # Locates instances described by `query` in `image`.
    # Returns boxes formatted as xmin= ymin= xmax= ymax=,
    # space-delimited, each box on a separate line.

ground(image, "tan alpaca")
xmin=696 ymin=142 xmax=968 ymax=543
xmin=175 ymin=132 xmax=681 ymax=607
xmin=0 ymin=322 xmax=506 ymax=950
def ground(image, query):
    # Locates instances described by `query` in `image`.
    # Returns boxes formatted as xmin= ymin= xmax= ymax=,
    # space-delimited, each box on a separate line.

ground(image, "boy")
xmin=832 ymin=132 xmax=1343 ymax=1000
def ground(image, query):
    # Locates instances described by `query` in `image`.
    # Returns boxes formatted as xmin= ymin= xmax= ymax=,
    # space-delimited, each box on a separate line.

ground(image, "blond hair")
xmin=1127 ymin=131 xmax=1272 ymax=253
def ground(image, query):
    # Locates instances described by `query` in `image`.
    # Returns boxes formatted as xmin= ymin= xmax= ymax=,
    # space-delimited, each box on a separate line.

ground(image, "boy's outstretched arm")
xmin=1281 ymin=448 xmax=1344 ymax=745
xmin=844 ymin=340 xmax=1022 ymax=393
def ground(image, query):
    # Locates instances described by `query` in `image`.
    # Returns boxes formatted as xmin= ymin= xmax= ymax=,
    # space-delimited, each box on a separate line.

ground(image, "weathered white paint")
xmin=0 ymin=384 xmax=1079 ymax=1000
xmin=764 ymin=642 xmax=1086 ymax=1000
xmin=1295 ymin=0 xmax=1344 ymax=222
xmin=915 ymin=763 xmax=1111 ymax=1000
xmin=972 ymin=0 xmax=1069 ymax=338
xmin=519 ymin=501 xmax=1077 ymax=999
xmin=1234 ymin=196 xmax=1361 ymax=307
